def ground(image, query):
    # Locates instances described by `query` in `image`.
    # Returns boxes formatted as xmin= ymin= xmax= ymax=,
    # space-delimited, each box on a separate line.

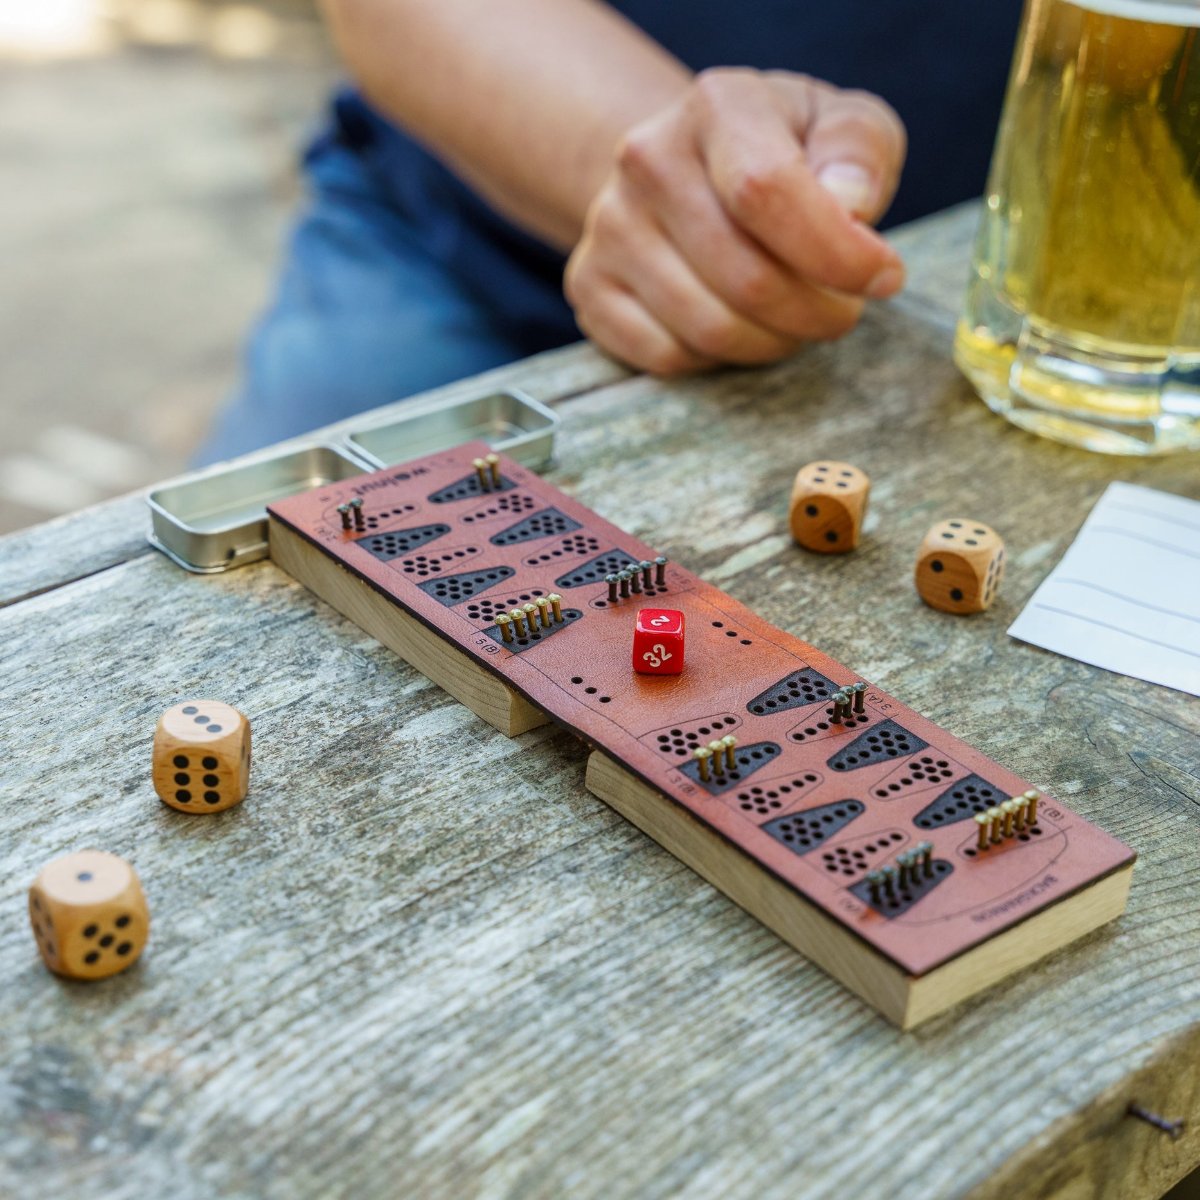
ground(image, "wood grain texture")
xmin=1 ymin=207 xmax=1199 ymax=1200
xmin=0 ymin=492 xmax=150 ymax=610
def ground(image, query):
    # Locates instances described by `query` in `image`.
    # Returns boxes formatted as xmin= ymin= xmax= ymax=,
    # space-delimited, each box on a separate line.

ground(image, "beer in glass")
xmin=956 ymin=0 xmax=1200 ymax=454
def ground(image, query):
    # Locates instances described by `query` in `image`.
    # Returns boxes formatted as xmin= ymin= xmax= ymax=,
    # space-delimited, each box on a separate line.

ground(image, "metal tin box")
xmin=346 ymin=389 xmax=557 ymax=468
xmin=147 ymin=389 xmax=560 ymax=572
xmin=148 ymin=444 xmax=369 ymax=573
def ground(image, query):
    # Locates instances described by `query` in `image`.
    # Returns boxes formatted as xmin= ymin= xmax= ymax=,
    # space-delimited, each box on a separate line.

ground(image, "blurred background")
xmin=6 ymin=7 xmax=1200 ymax=1195
xmin=0 ymin=0 xmax=337 ymax=535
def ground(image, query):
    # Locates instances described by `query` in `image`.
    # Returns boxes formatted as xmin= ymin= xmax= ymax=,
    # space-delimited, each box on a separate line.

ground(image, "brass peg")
xmin=1002 ymin=798 xmax=1020 ymax=838
xmin=484 ymin=452 xmax=501 ymax=488
xmin=693 ymin=746 xmax=712 ymax=782
xmin=510 ymin=608 xmax=527 ymax=637
xmin=1025 ymin=789 xmax=1040 ymax=826
xmin=721 ymin=734 xmax=738 ymax=771
xmin=547 ymin=593 xmax=563 ymax=623
xmin=1014 ymin=796 xmax=1029 ymax=831
xmin=523 ymin=602 xmax=539 ymax=632
xmin=495 ymin=613 xmax=513 ymax=643
xmin=708 ymin=740 xmax=726 ymax=775
xmin=918 ymin=841 xmax=933 ymax=876
xmin=535 ymin=597 xmax=552 ymax=629
xmin=988 ymin=806 xmax=1004 ymax=845
xmin=473 ymin=458 xmax=490 ymax=491
xmin=975 ymin=811 xmax=990 ymax=851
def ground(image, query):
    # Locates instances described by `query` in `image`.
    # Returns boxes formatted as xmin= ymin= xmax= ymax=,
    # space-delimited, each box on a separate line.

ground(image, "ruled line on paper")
xmin=1008 ymin=482 xmax=1200 ymax=697
xmin=1086 ymin=525 xmax=1200 ymax=562
xmin=1105 ymin=501 xmax=1200 ymax=536
xmin=1052 ymin=579 xmax=1200 ymax=626
xmin=1030 ymin=604 xmax=1200 ymax=661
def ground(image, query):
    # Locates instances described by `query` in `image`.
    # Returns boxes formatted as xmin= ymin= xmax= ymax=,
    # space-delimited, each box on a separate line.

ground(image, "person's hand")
xmin=564 ymin=68 xmax=907 ymax=374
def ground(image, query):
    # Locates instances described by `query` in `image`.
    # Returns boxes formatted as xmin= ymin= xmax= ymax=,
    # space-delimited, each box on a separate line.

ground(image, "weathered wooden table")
xmin=3 ymin=204 xmax=1198 ymax=1200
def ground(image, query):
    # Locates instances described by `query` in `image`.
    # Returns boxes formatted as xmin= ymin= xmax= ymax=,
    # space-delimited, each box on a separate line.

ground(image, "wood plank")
xmin=0 ymin=341 xmax=622 ymax=610
xmin=2 ymin=207 xmax=1199 ymax=1199
xmin=0 ymin=492 xmax=150 ymax=609
xmin=0 ymin=496 xmax=1195 ymax=1200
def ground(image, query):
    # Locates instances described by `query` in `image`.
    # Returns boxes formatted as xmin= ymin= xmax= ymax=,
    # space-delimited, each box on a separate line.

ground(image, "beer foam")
xmin=1070 ymin=0 xmax=1200 ymax=26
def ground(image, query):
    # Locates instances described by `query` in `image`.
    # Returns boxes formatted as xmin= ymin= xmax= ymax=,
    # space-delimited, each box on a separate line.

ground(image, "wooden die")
xmin=915 ymin=519 xmax=1005 ymax=613
xmin=153 ymin=700 xmax=250 ymax=813
xmin=789 ymin=461 xmax=870 ymax=553
xmin=29 ymin=850 xmax=149 ymax=980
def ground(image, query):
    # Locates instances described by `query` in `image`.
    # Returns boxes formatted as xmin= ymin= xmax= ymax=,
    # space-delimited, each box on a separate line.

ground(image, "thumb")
xmin=771 ymin=75 xmax=907 ymax=224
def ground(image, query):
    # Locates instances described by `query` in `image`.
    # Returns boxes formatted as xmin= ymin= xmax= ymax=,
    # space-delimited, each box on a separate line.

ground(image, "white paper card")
xmin=1008 ymin=482 xmax=1200 ymax=697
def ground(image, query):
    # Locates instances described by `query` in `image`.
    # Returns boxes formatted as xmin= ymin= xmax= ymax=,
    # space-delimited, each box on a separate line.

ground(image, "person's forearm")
xmin=320 ymin=0 xmax=692 ymax=250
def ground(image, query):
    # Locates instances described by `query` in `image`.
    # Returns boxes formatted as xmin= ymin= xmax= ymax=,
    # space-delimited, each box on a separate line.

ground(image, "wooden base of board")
xmin=270 ymin=519 xmax=547 ymax=737
xmin=584 ymin=751 xmax=1134 ymax=1029
xmin=271 ymin=511 xmax=1133 ymax=1029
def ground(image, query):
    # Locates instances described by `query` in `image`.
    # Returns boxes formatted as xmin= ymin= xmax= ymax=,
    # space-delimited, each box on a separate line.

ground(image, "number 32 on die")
xmin=642 ymin=643 xmax=672 ymax=668
xmin=634 ymin=608 xmax=685 ymax=676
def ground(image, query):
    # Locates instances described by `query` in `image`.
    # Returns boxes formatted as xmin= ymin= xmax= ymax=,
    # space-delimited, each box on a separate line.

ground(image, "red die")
xmin=633 ymin=608 xmax=685 ymax=675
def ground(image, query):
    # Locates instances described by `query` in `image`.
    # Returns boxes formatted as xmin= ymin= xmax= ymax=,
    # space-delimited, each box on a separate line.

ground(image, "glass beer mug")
xmin=955 ymin=0 xmax=1200 ymax=455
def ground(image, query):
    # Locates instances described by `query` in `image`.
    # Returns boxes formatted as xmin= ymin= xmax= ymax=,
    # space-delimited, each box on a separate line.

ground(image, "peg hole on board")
xmin=567 ymin=675 xmax=610 ymax=704
xmin=647 ymin=714 xmax=740 ymax=759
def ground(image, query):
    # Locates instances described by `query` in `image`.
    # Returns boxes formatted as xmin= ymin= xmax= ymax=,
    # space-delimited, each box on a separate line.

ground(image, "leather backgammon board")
xmin=267 ymin=442 xmax=1134 ymax=1028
